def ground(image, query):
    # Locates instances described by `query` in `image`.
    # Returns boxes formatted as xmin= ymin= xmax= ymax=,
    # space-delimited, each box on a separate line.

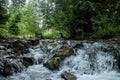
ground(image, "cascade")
xmin=0 ymin=40 xmax=120 ymax=80
xmin=8 ymin=0 xmax=30 ymax=7
xmin=8 ymin=0 xmax=12 ymax=7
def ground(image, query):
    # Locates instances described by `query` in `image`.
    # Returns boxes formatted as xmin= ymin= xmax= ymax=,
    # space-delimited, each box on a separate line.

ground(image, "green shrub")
xmin=4 ymin=4 xmax=39 ymax=38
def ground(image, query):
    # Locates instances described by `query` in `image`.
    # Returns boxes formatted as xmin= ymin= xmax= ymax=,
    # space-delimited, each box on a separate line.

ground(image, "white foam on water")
xmin=1 ymin=41 xmax=120 ymax=80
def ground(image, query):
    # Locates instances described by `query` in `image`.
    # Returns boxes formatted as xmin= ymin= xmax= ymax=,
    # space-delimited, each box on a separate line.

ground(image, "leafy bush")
xmin=92 ymin=14 xmax=120 ymax=39
xmin=4 ymin=4 xmax=39 ymax=38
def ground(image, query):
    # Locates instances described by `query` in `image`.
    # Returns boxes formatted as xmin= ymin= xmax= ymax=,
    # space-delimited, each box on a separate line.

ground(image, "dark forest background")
xmin=0 ymin=0 xmax=120 ymax=39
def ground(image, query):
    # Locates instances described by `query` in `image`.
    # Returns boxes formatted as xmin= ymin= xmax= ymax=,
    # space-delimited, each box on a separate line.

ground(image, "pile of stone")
xmin=0 ymin=38 xmax=39 ymax=76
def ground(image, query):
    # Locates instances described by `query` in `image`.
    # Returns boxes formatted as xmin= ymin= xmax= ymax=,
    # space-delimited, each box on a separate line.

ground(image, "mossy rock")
xmin=44 ymin=46 xmax=74 ymax=70
xmin=54 ymin=46 xmax=74 ymax=59
xmin=44 ymin=57 xmax=61 ymax=70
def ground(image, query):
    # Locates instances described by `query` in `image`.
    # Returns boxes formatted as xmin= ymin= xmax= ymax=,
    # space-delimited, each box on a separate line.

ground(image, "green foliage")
xmin=0 ymin=0 xmax=120 ymax=39
xmin=42 ymin=29 xmax=60 ymax=39
xmin=93 ymin=25 xmax=120 ymax=39
xmin=44 ymin=0 xmax=97 ymax=38
xmin=0 ymin=0 xmax=8 ymax=22
xmin=91 ymin=0 xmax=120 ymax=39
xmin=43 ymin=0 xmax=120 ymax=39
xmin=92 ymin=14 xmax=120 ymax=39
xmin=17 ymin=5 xmax=38 ymax=38
xmin=0 ymin=0 xmax=8 ymax=37
xmin=7 ymin=12 xmax=20 ymax=36
xmin=11 ymin=0 xmax=26 ymax=8
xmin=43 ymin=0 xmax=75 ymax=38
xmin=1 ymin=4 xmax=39 ymax=38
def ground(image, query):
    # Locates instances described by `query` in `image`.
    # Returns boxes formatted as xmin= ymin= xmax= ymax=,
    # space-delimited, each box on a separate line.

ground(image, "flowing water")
xmin=0 ymin=40 xmax=120 ymax=80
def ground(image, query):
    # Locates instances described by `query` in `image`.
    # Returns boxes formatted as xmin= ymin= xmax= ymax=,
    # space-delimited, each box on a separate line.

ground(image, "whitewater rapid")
xmin=0 ymin=40 xmax=120 ymax=80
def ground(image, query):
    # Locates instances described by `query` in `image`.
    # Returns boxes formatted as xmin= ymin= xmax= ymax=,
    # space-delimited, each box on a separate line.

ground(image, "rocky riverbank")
xmin=0 ymin=38 xmax=120 ymax=80
xmin=0 ymin=38 xmax=39 ymax=76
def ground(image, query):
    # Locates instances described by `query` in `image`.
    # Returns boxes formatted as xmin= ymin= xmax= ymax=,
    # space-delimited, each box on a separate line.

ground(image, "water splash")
xmin=0 ymin=40 xmax=120 ymax=80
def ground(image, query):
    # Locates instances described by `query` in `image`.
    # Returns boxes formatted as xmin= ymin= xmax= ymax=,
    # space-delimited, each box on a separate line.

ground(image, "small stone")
xmin=61 ymin=71 xmax=77 ymax=80
xmin=20 ymin=56 xmax=34 ymax=67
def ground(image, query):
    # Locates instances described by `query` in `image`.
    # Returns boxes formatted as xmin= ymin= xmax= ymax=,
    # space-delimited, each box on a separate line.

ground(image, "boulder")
xmin=44 ymin=57 xmax=61 ymax=70
xmin=4 ymin=39 xmax=30 ymax=57
xmin=9 ymin=56 xmax=35 ymax=66
xmin=0 ymin=38 xmax=40 ymax=77
xmin=28 ymin=38 xmax=39 ymax=46
xmin=20 ymin=56 xmax=34 ymax=67
xmin=38 ymin=58 xmax=44 ymax=64
xmin=103 ymin=45 xmax=120 ymax=70
xmin=0 ymin=56 xmax=35 ymax=77
xmin=73 ymin=43 xmax=83 ymax=49
xmin=49 ymin=43 xmax=57 ymax=49
xmin=114 ymin=55 xmax=120 ymax=71
xmin=0 ymin=58 xmax=24 ymax=77
xmin=44 ymin=46 xmax=74 ymax=70
xmin=61 ymin=71 xmax=77 ymax=80
xmin=103 ymin=45 xmax=116 ymax=53
xmin=54 ymin=46 xmax=74 ymax=59
xmin=117 ymin=60 xmax=120 ymax=70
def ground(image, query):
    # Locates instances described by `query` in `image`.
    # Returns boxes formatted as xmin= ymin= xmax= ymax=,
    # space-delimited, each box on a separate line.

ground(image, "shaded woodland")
xmin=0 ymin=0 xmax=120 ymax=39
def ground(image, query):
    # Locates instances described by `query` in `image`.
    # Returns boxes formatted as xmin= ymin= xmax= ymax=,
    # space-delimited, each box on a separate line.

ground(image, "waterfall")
xmin=8 ymin=0 xmax=12 ymax=7
xmin=8 ymin=0 xmax=30 ymax=7
xmin=0 ymin=40 xmax=120 ymax=80
xmin=25 ymin=0 xmax=29 ymax=4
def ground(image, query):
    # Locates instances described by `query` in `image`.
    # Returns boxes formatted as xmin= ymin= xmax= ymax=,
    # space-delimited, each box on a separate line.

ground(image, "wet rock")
xmin=44 ymin=46 xmax=74 ymax=70
xmin=73 ymin=43 xmax=83 ymax=49
xmin=116 ymin=54 xmax=120 ymax=70
xmin=61 ymin=71 xmax=77 ymax=80
xmin=28 ymin=38 xmax=39 ymax=46
xmin=44 ymin=57 xmax=61 ymax=70
xmin=7 ymin=40 xmax=26 ymax=48
xmin=103 ymin=44 xmax=120 ymax=70
xmin=48 ymin=43 xmax=57 ymax=49
xmin=38 ymin=58 xmax=43 ymax=64
xmin=0 ymin=38 xmax=40 ymax=77
xmin=19 ymin=56 xmax=34 ymax=67
xmin=7 ymin=40 xmax=29 ymax=55
xmin=117 ymin=59 xmax=120 ymax=70
xmin=0 ymin=45 xmax=7 ymax=57
xmin=103 ymin=45 xmax=116 ymax=52
xmin=0 ymin=58 xmax=24 ymax=77
xmin=0 ymin=50 xmax=5 ymax=57
xmin=0 ymin=56 xmax=35 ymax=77
xmin=54 ymin=46 xmax=74 ymax=59
xmin=6 ymin=56 xmax=17 ymax=59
